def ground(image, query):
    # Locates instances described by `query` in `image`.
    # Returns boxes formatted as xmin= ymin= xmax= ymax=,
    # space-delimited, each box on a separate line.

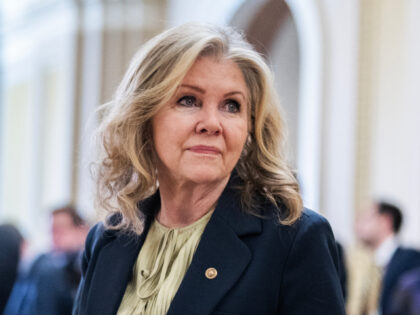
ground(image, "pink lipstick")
xmin=188 ymin=146 xmax=221 ymax=155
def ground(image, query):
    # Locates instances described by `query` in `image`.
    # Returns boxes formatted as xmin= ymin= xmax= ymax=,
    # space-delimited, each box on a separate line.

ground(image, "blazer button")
xmin=205 ymin=267 xmax=218 ymax=279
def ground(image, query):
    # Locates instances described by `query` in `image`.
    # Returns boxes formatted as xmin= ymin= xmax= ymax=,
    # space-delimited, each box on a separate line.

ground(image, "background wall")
xmin=359 ymin=0 xmax=420 ymax=247
xmin=1 ymin=0 xmax=419 ymax=250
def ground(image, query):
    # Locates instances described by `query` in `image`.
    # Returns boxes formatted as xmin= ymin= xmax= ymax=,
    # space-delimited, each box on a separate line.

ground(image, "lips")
xmin=188 ymin=145 xmax=221 ymax=155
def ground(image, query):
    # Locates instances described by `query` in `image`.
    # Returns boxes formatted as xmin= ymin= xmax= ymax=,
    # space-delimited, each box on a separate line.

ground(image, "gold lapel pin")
xmin=205 ymin=267 xmax=218 ymax=279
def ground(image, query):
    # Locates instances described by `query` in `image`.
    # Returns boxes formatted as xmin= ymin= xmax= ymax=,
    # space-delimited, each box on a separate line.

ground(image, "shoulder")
xmin=87 ymin=221 xmax=107 ymax=244
xmin=293 ymin=208 xmax=332 ymax=231
xmin=260 ymin=208 xmax=345 ymax=313
xmin=393 ymin=247 xmax=420 ymax=264
xmin=283 ymin=209 xmax=336 ymax=253
xmin=86 ymin=212 xmax=127 ymax=243
xmin=261 ymin=207 xmax=334 ymax=245
xmin=256 ymin=206 xmax=338 ymax=267
xmin=83 ymin=213 xmax=145 ymax=258
xmin=392 ymin=247 xmax=420 ymax=268
xmin=82 ymin=221 xmax=114 ymax=260
xmin=293 ymin=209 xmax=335 ymax=243
xmin=397 ymin=247 xmax=420 ymax=257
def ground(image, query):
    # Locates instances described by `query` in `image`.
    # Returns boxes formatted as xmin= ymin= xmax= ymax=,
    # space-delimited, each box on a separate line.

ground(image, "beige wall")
xmin=234 ymin=0 xmax=420 ymax=247
xmin=360 ymin=0 xmax=420 ymax=247
xmin=1 ymin=0 xmax=419 ymax=249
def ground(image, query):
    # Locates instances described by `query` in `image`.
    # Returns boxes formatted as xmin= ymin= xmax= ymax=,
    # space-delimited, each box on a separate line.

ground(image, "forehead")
xmin=181 ymin=57 xmax=249 ymax=95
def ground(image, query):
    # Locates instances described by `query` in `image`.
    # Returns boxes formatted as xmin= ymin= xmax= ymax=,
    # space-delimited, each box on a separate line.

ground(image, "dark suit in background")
xmin=0 ymin=224 xmax=23 ymax=314
xmin=73 ymin=180 xmax=345 ymax=315
xmin=4 ymin=253 xmax=74 ymax=315
xmin=389 ymin=265 xmax=420 ymax=315
xmin=381 ymin=247 xmax=420 ymax=315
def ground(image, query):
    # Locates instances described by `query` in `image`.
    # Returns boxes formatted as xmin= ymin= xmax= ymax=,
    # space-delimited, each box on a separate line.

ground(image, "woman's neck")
xmin=156 ymin=176 xmax=229 ymax=228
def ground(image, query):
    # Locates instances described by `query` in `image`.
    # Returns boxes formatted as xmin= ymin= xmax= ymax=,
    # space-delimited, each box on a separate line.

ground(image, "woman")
xmin=73 ymin=23 xmax=345 ymax=314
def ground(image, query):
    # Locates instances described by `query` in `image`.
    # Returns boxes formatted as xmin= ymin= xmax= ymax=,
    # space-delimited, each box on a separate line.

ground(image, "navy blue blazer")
xmin=73 ymin=177 xmax=345 ymax=315
xmin=381 ymin=247 xmax=420 ymax=315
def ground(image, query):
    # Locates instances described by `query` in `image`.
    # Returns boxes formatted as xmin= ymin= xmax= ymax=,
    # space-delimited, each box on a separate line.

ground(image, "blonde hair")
xmin=95 ymin=23 xmax=303 ymax=234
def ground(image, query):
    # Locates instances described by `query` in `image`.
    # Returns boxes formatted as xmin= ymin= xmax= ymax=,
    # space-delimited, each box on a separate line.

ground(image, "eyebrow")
xmin=180 ymin=84 xmax=246 ymax=100
xmin=180 ymin=84 xmax=205 ymax=94
xmin=224 ymin=91 xmax=246 ymax=100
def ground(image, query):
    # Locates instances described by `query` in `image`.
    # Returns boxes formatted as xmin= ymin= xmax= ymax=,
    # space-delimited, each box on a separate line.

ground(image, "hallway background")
xmin=1 ymin=0 xmax=419 ymax=251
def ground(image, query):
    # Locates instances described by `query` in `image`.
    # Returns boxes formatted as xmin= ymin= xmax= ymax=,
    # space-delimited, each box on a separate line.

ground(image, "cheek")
xmin=238 ymin=132 xmax=248 ymax=151
xmin=229 ymin=124 xmax=249 ymax=156
xmin=152 ymin=114 xmax=171 ymax=150
xmin=152 ymin=113 xmax=188 ymax=161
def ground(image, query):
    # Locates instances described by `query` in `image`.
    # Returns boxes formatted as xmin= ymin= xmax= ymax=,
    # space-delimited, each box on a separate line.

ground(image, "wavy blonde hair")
xmin=95 ymin=23 xmax=303 ymax=234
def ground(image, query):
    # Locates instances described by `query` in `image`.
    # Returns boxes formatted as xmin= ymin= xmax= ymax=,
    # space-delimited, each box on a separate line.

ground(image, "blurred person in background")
xmin=347 ymin=201 xmax=420 ymax=315
xmin=73 ymin=23 xmax=345 ymax=315
xmin=389 ymin=265 xmax=420 ymax=315
xmin=0 ymin=224 xmax=23 ymax=313
xmin=50 ymin=206 xmax=89 ymax=300
xmin=51 ymin=206 xmax=88 ymax=253
xmin=4 ymin=205 xmax=88 ymax=315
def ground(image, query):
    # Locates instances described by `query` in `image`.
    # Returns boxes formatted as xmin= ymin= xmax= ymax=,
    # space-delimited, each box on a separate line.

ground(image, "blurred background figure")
xmin=3 ymin=206 xmax=88 ymax=315
xmin=49 ymin=206 xmax=89 ymax=299
xmin=51 ymin=206 xmax=88 ymax=254
xmin=347 ymin=201 xmax=420 ymax=315
xmin=0 ymin=224 xmax=23 ymax=314
xmin=389 ymin=265 xmax=420 ymax=315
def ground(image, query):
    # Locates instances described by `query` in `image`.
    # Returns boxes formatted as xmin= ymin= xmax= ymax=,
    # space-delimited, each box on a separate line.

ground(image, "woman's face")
xmin=152 ymin=56 xmax=249 ymax=186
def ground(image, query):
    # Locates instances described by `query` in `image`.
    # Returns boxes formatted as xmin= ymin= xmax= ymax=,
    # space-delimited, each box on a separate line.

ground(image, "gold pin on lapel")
xmin=205 ymin=267 xmax=218 ymax=279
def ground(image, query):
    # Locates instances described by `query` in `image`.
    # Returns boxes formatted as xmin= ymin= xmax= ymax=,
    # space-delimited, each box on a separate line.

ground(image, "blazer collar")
xmin=210 ymin=174 xmax=262 ymax=237
xmin=85 ymin=195 xmax=159 ymax=315
xmin=86 ymin=230 xmax=144 ymax=315
xmin=87 ymin=173 xmax=262 ymax=315
xmin=168 ymin=174 xmax=262 ymax=314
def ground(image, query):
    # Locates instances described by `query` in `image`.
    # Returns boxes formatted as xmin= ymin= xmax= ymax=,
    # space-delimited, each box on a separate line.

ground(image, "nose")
xmin=195 ymin=105 xmax=222 ymax=135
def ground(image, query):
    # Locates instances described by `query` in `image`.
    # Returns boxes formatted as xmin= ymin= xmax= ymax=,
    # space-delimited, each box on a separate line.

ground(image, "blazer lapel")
xmin=86 ymin=231 xmax=145 ymax=315
xmin=84 ymin=177 xmax=261 ymax=315
xmin=168 ymin=181 xmax=262 ymax=315
xmin=86 ymin=194 xmax=159 ymax=315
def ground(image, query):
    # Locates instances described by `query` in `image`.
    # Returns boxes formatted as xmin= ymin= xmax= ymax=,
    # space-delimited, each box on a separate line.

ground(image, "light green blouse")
xmin=117 ymin=210 xmax=214 ymax=315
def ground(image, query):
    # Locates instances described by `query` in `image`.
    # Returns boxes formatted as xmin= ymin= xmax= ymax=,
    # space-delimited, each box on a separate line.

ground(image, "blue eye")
xmin=177 ymin=96 xmax=198 ymax=107
xmin=224 ymin=100 xmax=240 ymax=113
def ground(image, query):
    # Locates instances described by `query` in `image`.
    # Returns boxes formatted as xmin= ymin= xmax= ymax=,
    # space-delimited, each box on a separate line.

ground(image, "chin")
xmin=184 ymin=168 xmax=229 ymax=185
